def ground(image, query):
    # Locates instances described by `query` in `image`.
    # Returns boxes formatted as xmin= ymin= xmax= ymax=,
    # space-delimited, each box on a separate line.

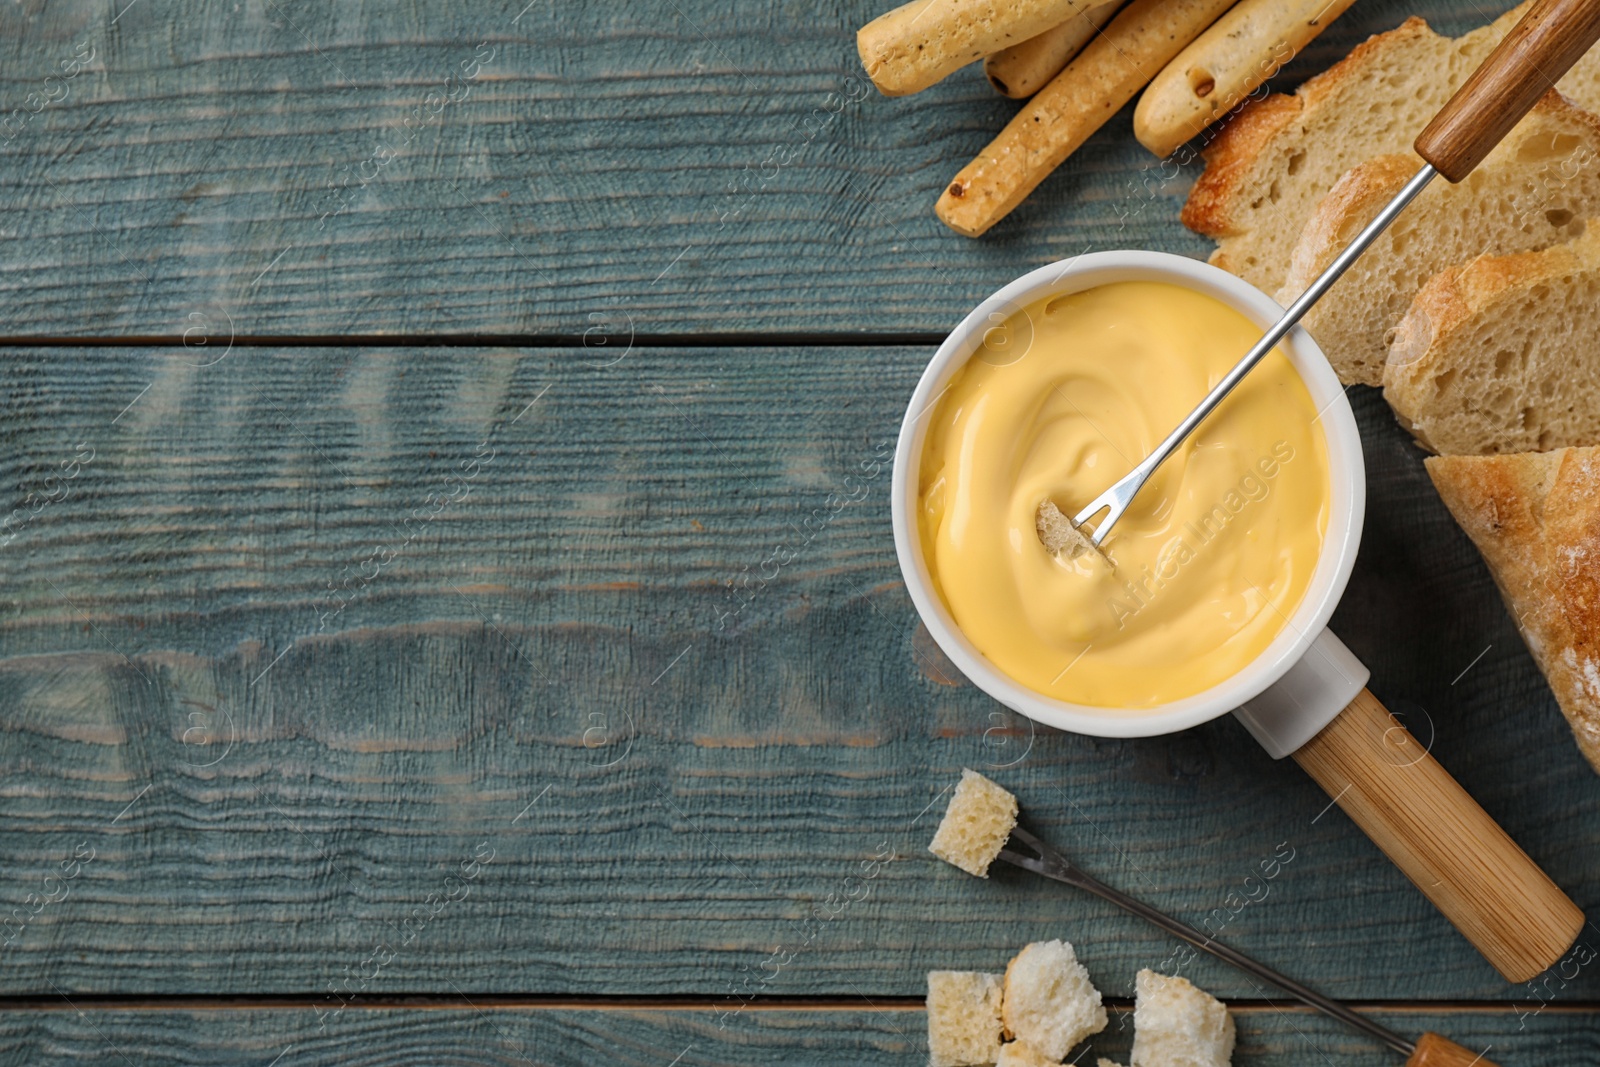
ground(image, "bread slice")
xmin=1425 ymin=449 xmax=1600 ymax=774
xmin=1385 ymin=224 xmax=1600 ymax=455
xmin=1131 ymin=969 xmax=1234 ymax=1067
xmin=1276 ymin=93 xmax=1600 ymax=386
xmin=1001 ymin=940 xmax=1108 ymax=1060
xmin=929 ymin=769 xmax=1019 ymax=878
xmin=1180 ymin=3 xmax=1600 ymax=296
xmin=1179 ymin=9 xmax=1522 ymax=294
xmin=928 ymin=970 xmax=1005 ymax=1067
xmin=995 ymin=1039 xmax=1059 ymax=1067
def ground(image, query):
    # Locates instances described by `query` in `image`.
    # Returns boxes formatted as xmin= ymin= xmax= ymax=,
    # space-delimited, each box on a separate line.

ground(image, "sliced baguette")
xmin=1426 ymin=449 xmax=1600 ymax=775
xmin=1276 ymin=93 xmax=1600 ymax=386
xmin=1179 ymin=9 xmax=1523 ymax=293
xmin=1385 ymin=225 xmax=1600 ymax=454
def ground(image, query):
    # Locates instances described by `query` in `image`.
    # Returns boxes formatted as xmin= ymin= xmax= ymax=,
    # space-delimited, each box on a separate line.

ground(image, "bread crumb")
xmin=927 ymin=970 xmax=1004 ymax=1067
xmin=929 ymin=769 xmax=1019 ymax=878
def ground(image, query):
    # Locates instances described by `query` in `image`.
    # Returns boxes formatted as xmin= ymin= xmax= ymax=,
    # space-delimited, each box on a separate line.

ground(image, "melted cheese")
xmin=918 ymin=281 xmax=1330 ymax=709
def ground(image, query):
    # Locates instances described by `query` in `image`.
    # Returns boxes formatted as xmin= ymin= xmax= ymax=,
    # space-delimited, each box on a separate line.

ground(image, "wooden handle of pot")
xmin=1292 ymin=689 xmax=1582 ymax=983
xmin=1415 ymin=0 xmax=1600 ymax=180
xmin=1406 ymin=1032 xmax=1500 ymax=1066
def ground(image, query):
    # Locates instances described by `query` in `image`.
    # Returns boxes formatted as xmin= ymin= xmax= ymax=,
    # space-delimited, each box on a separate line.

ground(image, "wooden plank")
xmin=1 ymin=346 xmax=1597 ymax=1000
xmin=0 ymin=1004 xmax=1594 ymax=1065
xmin=0 ymin=0 xmax=1525 ymax=337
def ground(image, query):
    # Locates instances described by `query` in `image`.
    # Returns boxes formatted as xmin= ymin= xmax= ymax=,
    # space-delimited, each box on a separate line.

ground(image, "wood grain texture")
xmin=1409 ymin=1030 xmax=1503 ymax=1067
xmin=0 ymin=0 xmax=1529 ymax=337
xmin=0 ymin=1005 xmax=1593 ymax=1067
xmin=2 ymin=0 xmax=1599 ymax=1022
xmin=1293 ymin=689 xmax=1584 ymax=983
xmin=0 ymin=349 xmax=1597 ymax=1003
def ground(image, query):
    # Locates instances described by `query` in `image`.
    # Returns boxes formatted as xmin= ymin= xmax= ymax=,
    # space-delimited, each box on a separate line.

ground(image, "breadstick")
xmin=1133 ymin=0 xmax=1360 ymax=157
xmin=937 ymin=0 xmax=1238 ymax=237
xmin=985 ymin=1 xmax=1123 ymax=99
xmin=858 ymin=0 xmax=1106 ymax=97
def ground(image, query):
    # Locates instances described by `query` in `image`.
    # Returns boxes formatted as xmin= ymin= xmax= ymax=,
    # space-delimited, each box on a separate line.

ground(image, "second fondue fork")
xmin=1071 ymin=0 xmax=1600 ymax=546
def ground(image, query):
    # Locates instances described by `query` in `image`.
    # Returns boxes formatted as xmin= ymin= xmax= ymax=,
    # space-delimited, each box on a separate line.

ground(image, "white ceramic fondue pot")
xmin=891 ymin=250 xmax=1581 ymax=984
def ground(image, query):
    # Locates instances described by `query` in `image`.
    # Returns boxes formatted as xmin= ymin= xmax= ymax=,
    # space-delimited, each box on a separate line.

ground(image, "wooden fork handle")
xmin=1292 ymin=689 xmax=1583 ymax=983
xmin=1407 ymin=1032 xmax=1499 ymax=1066
xmin=1416 ymin=0 xmax=1600 ymax=180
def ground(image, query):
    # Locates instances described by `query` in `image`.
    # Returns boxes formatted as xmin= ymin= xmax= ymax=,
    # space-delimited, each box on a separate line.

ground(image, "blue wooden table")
xmin=1 ymin=0 xmax=1597 ymax=1063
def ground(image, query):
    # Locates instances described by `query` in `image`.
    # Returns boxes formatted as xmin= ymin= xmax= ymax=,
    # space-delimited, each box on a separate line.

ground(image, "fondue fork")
xmin=999 ymin=824 xmax=1493 ymax=1067
xmin=1070 ymin=0 xmax=1600 ymax=547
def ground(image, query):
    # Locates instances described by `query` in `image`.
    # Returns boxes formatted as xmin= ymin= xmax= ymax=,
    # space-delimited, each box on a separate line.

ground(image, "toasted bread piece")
xmin=1179 ymin=10 xmax=1522 ymax=293
xmin=928 ymin=970 xmax=1006 ymax=1067
xmin=996 ymin=1039 xmax=1059 ymax=1067
xmin=1002 ymin=940 xmax=1108 ymax=1060
xmin=1426 ymin=449 xmax=1600 ymax=774
xmin=929 ymin=769 xmax=1019 ymax=878
xmin=1036 ymin=500 xmax=1110 ymax=566
xmin=1385 ymin=225 xmax=1600 ymax=455
xmin=1131 ymin=970 xmax=1234 ymax=1067
xmin=1276 ymin=94 xmax=1600 ymax=386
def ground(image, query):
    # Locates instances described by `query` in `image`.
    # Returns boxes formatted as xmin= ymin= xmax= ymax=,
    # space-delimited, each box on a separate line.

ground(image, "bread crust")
xmin=1277 ymin=151 xmax=1415 ymax=311
xmin=1180 ymin=92 xmax=1303 ymax=240
xmin=1427 ymin=449 xmax=1600 ymax=774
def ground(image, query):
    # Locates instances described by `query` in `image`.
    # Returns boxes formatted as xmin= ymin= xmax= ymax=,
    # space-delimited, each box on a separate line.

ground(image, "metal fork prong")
xmin=1005 ymin=824 xmax=1052 ymax=855
xmin=1070 ymin=499 xmax=1113 ymax=539
xmin=1070 ymin=497 xmax=1118 ymax=548
xmin=1002 ymin=825 xmax=1091 ymax=885
xmin=1071 ymin=472 xmax=1142 ymax=547
xmin=1061 ymin=164 xmax=1439 ymax=547
xmin=996 ymin=848 xmax=1050 ymax=877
